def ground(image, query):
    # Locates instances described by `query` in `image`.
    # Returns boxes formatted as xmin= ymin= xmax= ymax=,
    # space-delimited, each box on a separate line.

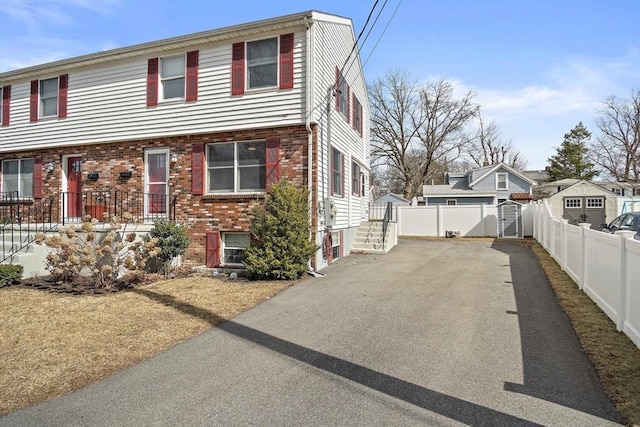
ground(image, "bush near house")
xmin=143 ymin=219 xmax=190 ymax=275
xmin=244 ymin=179 xmax=317 ymax=280
xmin=0 ymin=265 xmax=23 ymax=287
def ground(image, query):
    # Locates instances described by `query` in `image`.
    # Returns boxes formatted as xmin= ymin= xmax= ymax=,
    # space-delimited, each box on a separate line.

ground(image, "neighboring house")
xmin=373 ymin=192 xmax=410 ymax=206
xmin=595 ymin=181 xmax=640 ymax=197
xmin=546 ymin=180 xmax=618 ymax=228
xmin=0 ymin=11 xmax=370 ymax=271
xmin=535 ymin=178 xmax=580 ymax=199
xmin=422 ymin=163 xmax=536 ymax=206
xmin=370 ymin=192 xmax=410 ymax=221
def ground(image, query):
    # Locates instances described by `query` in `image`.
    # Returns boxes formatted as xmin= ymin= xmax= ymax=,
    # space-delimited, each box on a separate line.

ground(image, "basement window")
xmin=222 ymin=232 xmax=250 ymax=266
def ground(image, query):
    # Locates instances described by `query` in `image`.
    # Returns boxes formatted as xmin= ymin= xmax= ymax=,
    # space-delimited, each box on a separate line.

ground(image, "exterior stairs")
xmin=350 ymin=221 xmax=394 ymax=254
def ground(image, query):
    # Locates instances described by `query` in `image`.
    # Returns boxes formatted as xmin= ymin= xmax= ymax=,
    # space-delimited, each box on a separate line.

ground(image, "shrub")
xmin=143 ymin=219 xmax=190 ymax=275
xmin=36 ymin=215 xmax=160 ymax=287
xmin=0 ymin=264 xmax=23 ymax=287
xmin=244 ymin=179 xmax=317 ymax=280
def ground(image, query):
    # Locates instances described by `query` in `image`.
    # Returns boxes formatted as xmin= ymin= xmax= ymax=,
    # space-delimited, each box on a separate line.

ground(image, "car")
xmin=600 ymin=212 xmax=640 ymax=240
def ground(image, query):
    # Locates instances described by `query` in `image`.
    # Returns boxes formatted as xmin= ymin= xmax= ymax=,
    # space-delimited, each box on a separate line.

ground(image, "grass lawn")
xmin=0 ymin=276 xmax=294 ymax=415
xmin=531 ymin=241 xmax=640 ymax=426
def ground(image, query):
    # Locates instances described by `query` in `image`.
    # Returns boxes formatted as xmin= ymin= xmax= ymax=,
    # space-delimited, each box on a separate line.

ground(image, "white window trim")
xmin=496 ymin=172 xmax=509 ymax=190
xmin=159 ymin=54 xmax=186 ymax=102
xmin=206 ymin=140 xmax=266 ymax=195
xmin=1 ymin=158 xmax=34 ymax=199
xmin=331 ymin=147 xmax=343 ymax=196
xmin=245 ymin=36 xmax=279 ymax=91
xmin=586 ymin=198 xmax=603 ymax=209
xmin=222 ymin=232 xmax=250 ymax=266
xmin=331 ymin=231 xmax=341 ymax=261
xmin=40 ymin=76 xmax=59 ymax=118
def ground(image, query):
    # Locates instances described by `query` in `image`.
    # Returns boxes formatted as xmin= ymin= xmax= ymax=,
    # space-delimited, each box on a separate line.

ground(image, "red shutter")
xmin=265 ymin=137 xmax=281 ymax=190
xmin=146 ymin=58 xmax=159 ymax=107
xmin=33 ymin=156 xmax=43 ymax=199
xmin=1 ymin=85 xmax=10 ymax=126
xmin=58 ymin=74 xmax=68 ymax=118
xmin=231 ymin=42 xmax=245 ymax=95
xmin=279 ymin=33 xmax=294 ymax=89
xmin=191 ymin=143 xmax=205 ymax=195
xmin=359 ymin=103 xmax=363 ymax=136
xmin=186 ymin=50 xmax=199 ymax=102
xmin=30 ymin=80 xmax=38 ymax=122
xmin=206 ymin=231 xmax=220 ymax=268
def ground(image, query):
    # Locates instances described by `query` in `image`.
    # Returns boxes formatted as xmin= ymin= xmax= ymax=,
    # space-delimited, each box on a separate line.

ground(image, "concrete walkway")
xmin=1 ymin=239 xmax=621 ymax=426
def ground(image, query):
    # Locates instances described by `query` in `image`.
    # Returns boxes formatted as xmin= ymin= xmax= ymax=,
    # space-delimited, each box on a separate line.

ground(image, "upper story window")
xmin=335 ymin=69 xmax=349 ymax=122
xmin=247 ymin=38 xmax=278 ymax=89
xmin=207 ymin=141 xmax=266 ymax=193
xmin=147 ymin=51 xmax=198 ymax=106
xmin=496 ymin=172 xmax=508 ymax=190
xmin=30 ymin=75 xmax=67 ymax=121
xmin=161 ymin=56 xmax=186 ymax=100
xmin=1 ymin=159 xmax=34 ymax=198
xmin=353 ymin=95 xmax=362 ymax=136
xmin=231 ymin=34 xmax=293 ymax=95
xmin=40 ymin=77 xmax=59 ymax=117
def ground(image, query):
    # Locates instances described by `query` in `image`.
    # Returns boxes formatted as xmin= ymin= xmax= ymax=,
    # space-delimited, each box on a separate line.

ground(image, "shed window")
xmin=565 ymin=198 xmax=581 ymax=208
xmin=586 ymin=198 xmax=603 ymax=208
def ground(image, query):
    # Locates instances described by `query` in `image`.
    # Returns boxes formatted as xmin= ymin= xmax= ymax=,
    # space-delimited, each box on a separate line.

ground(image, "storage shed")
xmin=546 ymin=180 xmax=618 ymax=228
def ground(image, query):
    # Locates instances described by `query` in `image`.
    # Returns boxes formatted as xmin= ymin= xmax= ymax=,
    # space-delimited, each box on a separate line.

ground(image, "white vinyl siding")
xmin=0 ymin=32 xmax=305 ymax=153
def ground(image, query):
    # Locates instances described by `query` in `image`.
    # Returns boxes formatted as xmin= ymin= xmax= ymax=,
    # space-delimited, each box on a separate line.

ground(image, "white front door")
xmin=144 ymin=148 xmax=169 ymax=221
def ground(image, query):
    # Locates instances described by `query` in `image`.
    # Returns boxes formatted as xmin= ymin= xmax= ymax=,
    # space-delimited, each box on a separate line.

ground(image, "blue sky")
xmin=1 ymin=0 xmax=639 ymax=170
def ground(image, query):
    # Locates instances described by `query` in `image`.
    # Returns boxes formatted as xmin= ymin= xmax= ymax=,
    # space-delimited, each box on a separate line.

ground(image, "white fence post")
xmin=561 ymin=219 xmax=569 ymax=271
xmin=617 ymin=230 xmax=635 ymax=332
xmin=578 ymin=223 xmax=590 ymax=290
xmin=437 ymin=204 xmax=443 ymax=237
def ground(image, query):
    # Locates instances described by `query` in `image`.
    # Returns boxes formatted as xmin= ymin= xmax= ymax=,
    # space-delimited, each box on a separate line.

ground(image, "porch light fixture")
xmin=171 ymin=153 xmax=179 ymax=163
xmin=46 ymin=162 xmax=55 ymax=172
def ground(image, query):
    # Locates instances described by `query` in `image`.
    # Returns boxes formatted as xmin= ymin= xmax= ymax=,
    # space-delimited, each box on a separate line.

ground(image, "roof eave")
xmin=1 ymin=10 xmax=315 ymax=82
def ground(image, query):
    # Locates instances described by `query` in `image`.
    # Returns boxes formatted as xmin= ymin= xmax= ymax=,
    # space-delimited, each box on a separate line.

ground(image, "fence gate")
xmin=563 ymin=196 xmax=605 ymax=228
xmin=498 ymin=201 xmax=522 ymax=238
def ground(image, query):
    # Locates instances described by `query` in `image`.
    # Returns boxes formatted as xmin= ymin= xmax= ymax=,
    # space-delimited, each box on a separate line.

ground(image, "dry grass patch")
xmin=0 ymin=276 xmax=294 ymax=415
xmin=531 ymin=242 xmax=640 ymax=426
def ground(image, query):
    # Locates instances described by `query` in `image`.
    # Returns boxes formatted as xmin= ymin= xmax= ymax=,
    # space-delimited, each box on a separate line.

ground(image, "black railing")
xmin=369 ymin=202 xmax=396 ymax=221
xmin=381 ymin=201 xmax=392 ymax=250
xmin=1 ymin=191 xmax=57 ymax=263
xmin=0 ymin=190 xmax=177 ymax=263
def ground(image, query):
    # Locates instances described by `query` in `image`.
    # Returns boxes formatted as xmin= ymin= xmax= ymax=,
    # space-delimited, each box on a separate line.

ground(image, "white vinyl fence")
xmin=533 ymin=201 xmax=640 ymax=348
xmin=397 ymin=204 xmax=534 ymax=237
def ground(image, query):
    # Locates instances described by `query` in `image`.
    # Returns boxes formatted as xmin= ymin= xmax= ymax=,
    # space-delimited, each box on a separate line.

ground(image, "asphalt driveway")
xmin=1 ymin=239 xmax=620 ymax=426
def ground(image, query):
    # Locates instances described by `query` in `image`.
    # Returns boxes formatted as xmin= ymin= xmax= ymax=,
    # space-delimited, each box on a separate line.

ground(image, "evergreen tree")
xmin=244 ymin=179 xmax=317 ymax=280
xmin=547 ymin=122 xmax=599 ymax=181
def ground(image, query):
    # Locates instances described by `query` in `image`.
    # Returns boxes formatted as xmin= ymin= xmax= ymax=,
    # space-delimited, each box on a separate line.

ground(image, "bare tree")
xmin=590 ymin=89 xmax=640 ymax=182
xmin=461 ymin=114 xmax=528 ymax=170
xmin=370 ymin=70 xmax=478 ymax=199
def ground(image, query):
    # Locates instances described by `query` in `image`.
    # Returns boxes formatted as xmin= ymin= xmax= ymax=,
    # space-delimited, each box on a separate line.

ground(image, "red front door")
xmin=67 ymin=157 xmax=82 ymax=218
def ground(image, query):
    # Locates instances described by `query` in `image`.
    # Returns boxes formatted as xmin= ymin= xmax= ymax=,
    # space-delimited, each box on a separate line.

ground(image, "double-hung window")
xmin=336 ymin=70 xmax=348 ymax=119
xmin=207 ymin=141 xmax=266 ymax=193
xmin=353 ymin=95 xmax=362 ymax=136
xmin=161 ymin=56 xmax=185 ymax=100
xmin=351 ymin=162 xmax=360 ymax=196
xmin=246 ymin=38 xmax=278 ymax=89
xmin=1 ymin=159 xmax=34 ymax=198
xmin=40 ymin=77 xmax=59 ymax=117
xmin=331 ymin=147 xmax=343 ymax=196
xmin=222 ymin=232 xmax=250 ymax=265
xmin=496 ymin=172 xmax=508 ymax=190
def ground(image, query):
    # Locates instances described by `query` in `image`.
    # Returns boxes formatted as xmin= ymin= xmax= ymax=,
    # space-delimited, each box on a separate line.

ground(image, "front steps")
xmin=350 ymin=221 xmax=394 ymax=254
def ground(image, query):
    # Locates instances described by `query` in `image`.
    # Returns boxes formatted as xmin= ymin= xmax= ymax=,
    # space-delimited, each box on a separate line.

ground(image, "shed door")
xmin=499 ymin=202 xmax=521 ymax=238
xmin=563 ymin=197 xmax=605 ymax=228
